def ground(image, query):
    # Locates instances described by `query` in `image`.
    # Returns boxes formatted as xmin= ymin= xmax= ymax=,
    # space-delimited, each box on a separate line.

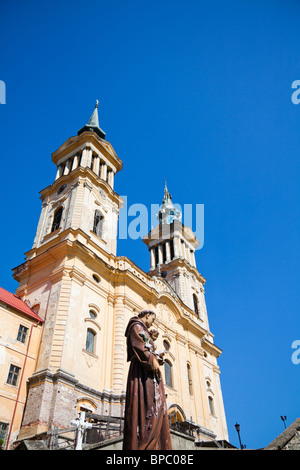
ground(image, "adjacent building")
xmin=0 ymin=287 xmax=43 ymax=448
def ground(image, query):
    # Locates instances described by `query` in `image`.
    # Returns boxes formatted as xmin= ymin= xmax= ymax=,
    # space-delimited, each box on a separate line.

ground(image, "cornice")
xmin=39 ymin=167 xmax=124 ymax=208
xmin=51 ymin=132 xmax=123 ymax=173
xmin=14 ymin=234 xmax=223 ymax=358
xmin=149 ymin=258 xmax=206 ymax=285
xmin=202 ymin=338 xmax=223 ymax=358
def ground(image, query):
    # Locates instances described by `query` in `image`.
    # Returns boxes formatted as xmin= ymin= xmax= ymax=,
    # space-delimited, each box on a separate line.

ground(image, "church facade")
xmin=5 ymin=103 xmax=228 ymax=446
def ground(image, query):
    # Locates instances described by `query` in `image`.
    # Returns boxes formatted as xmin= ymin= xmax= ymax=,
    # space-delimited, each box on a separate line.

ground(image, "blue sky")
xmin=1 ymin=0 xmax=300 ymax=449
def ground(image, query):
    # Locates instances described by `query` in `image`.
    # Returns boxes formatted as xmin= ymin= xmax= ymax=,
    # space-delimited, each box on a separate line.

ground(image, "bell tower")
xmin=31 ymin=101 xmax=123 ymax=258
xmin=14 ymin=103 xmax=125 ymax=439
xmin=143 ymin=183 xmax=209 ymax=329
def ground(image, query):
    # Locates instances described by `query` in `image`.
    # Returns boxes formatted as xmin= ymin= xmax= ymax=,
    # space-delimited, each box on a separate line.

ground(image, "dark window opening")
xmin=187 ymin=363 xmax=193 ymax=396
xmin=154 ymin=246 xmax=159 ymax=266
xmin=17 ymin=325 xmax=28 ymax=344
xmin=86 ymin=329 xmax=96 ymax=354
xmin=193 ymin=294 xmax=199 ymax=317
xmin=7 ymin=365 xmax=21 ymax=386
xmin=162 ymin=243 xmax=166 ymax=263
xmin=51 ymin=207 xmax=63 ymax=232
xmin=170 ymin=239 xmax=175 ymax=260
xmin=93 ymin=211 xmax=104 ymax=238
xmin=164 ymin=360 xmax=173 ymax=388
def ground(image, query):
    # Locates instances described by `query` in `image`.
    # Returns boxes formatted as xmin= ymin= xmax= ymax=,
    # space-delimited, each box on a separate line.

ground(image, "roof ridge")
xmin=0 ymin=286 xmax=43 ymax=322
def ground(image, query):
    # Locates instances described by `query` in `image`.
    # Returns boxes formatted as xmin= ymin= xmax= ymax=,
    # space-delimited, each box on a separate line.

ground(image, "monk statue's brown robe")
xmin=123 ymin=316 xmax=172 ymax=450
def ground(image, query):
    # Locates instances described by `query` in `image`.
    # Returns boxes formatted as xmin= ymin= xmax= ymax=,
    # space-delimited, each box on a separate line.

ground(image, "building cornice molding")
xmin=14 ymin=236 xmax=223 ymax=357
xmin=51 ymin=132 xmax=123 ymax=174
xmin=39 ymin=168 xmax=124 ymax=209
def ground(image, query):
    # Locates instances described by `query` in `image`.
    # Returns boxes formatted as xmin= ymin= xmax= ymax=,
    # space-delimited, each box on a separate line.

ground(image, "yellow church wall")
xmin=13 ymin=243 xmax=228 ymax=441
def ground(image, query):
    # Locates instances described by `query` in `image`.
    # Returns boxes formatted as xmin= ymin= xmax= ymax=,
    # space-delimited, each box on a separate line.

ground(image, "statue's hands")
xmin=152 ymin=357 xmax=161 ymax=376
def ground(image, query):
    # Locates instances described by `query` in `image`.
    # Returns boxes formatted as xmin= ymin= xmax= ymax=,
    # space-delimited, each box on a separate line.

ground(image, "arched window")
xmin=92 ymin=210 xmax=104 ymax=238
xmin=208 ymin=396 xmax=215 ymax=416
xmin=32 ymin=304 xmax=40 ymax=314
xmin=168 ymin=405 xmax=186 ymax=426
xmin=193 ymin=294 xmax=199 ymax=317
xmin=187 ymin=363 xmax=193 ymax=396
xmin=164 ymin=360 xmax=173 ymax=388
xmin=85 ymin=328 xmax=96 ymax=354
xmin=51 ymin=207 xmax=63 ymax=232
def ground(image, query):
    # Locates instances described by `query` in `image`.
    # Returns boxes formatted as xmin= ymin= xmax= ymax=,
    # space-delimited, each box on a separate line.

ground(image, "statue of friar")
xmin=122 ymin=310 xmax=172 ymax=450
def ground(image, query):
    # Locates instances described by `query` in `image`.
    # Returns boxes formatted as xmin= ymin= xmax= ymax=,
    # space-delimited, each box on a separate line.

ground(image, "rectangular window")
xmin=7 ymin=365 xmax=21 ymax=387
xmin=17 ymin=325 xmax=28 ymax=344
xmin=164 ymin=361 xmax=173 ymax=388
xmin=86 ymin=329 xmax=96 ymax=354
xmin=51 ymin=207 xmax=63 ymax=232
xmin=93 ymin=211 xmax=103 ymax=238
xmin=0 ymin=422 xmax=9 ymax=448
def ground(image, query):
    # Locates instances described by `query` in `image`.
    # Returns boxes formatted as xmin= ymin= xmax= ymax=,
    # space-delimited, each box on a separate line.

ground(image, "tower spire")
xmin=158 ymin=181 xmax=181 ymax=224
xmin=163 ymin=180 xmax=172 ymax=204
xmin=78 ymin=100 xmax=106 ymax=139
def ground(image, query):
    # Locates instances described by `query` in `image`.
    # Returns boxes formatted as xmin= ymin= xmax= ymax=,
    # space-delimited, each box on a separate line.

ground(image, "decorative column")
xmin=185 ymin=245 xmax=190 ymax=264
xmin=150 ymin=247 xmax=155 ymax=270
xmin=112 ymin=296 xmax=125 ymax=394
xmin=93 ymin=155 xmax=100 ymax=176
xmin=71 ymin=154 xmax=80 ymax=171
xmin=108 ymin=170 xmax=114 ymax=188
xmin=191 ymin=250 xmax=196 ymax=267
xmin=186 ymin=244 xmax=191 ymax=264
xmin=63 ymin=159 xmax=72 ymax=175
xmin=81 ymin=148 xmax=88 ymax=167
xmin=110 ymin=171 xmax=114 ymax=189
xmin=166 ymin=241 xmax=171 ymax=262
xmin=158 ymin=244 xmax=163 ymax=265
xmin=101 ymin=161 xmax=107 ymax=181
xmin=55 ymin=166 xmax=61 ymax=180
xmin=178 ymin=239 xmax=183 ymax=258
xmin=86 ymin=148 xmax=92 ymax=168
xmin=173 ymin=237 xmax=180 ymax=258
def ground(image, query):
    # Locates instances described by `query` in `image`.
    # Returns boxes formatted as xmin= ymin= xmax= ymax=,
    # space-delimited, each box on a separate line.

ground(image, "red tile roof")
xmin=0 ymin=286 xmax=43 ymax=322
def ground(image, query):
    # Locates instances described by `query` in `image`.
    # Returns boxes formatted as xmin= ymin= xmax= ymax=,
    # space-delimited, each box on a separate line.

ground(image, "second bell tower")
xmin=143 ymin=183 xmax=210 ymax=330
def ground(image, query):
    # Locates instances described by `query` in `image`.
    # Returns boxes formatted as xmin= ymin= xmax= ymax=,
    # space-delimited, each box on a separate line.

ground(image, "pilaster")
xmin=112 ymin=296 xmax=126 ymax=393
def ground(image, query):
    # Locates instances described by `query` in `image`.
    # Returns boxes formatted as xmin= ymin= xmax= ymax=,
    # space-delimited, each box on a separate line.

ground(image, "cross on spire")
xmin=158 ymin=181 xmax=182 ymax=224
xmin=77 ymin=100 xmax=106 ymax=139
